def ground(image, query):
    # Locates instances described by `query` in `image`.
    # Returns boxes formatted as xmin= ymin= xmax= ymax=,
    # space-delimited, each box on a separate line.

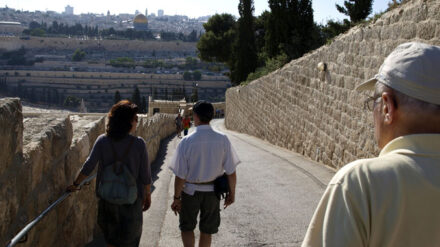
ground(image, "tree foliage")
xmin=336 ymin=0 xmax=373 ymax=23
xmin=141 ymin=96 xmax=147 ymax=113
xmin=191 ymin=87 xmax=199 ymax=102
xmin=23 ymin=21 xmax=198 ymax=42
xmin=132 ymin=86 xmax=141 ymax=108
xmin=320 ymin=19 xmax=351 ymax=41
xmin=114 ymin=90 xmax=121 ymax=104
xmin=109 ymin=57 xmax=135 ymax=68
xmin=265 ymin=0 xmax=317 ymax=60
xmin=2 ymin=47 xmax=41 ymax=66
xmin=231 ymin=0 xmax=258 ymax=83
xmin=192 ymin=70 xmax=202 ymax=81
xmin=182 ymin=71 xmax=202 ymax=81
xmin=64 ymin=96 xmax=80 ymax=107
xmin=197 ymin=14 xmax=236 ymax=63
xmin=72 ymin=48 xmax=86 ymax=61
xmin=183 ymin=71 xmax=192 ymax=80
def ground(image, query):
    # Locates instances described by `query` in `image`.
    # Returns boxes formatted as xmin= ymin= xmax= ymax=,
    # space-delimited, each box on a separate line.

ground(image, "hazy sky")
xmin=4 ymin=0 xmax=389 ymax=24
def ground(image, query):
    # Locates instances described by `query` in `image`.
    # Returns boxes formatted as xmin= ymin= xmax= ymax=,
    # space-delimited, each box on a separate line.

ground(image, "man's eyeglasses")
xmin=363 ymin=94 xmax=381 ymax=111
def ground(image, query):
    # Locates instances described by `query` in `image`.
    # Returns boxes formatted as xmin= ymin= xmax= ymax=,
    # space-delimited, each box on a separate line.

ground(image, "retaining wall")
xmin=226 ymin=0 xmax=440 ymax=169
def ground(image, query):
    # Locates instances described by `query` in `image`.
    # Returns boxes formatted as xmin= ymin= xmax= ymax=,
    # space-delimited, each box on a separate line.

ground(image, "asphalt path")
xmin=138 ymin=119 xmax=335 ymax=247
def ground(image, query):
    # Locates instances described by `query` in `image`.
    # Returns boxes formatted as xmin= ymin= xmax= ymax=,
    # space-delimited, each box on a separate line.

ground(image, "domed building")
xmin=133 ymin=14 xmax=148 ymax=31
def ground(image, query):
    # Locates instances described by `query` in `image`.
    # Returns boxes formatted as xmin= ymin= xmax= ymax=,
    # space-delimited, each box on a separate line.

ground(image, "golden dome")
xmin=134 ymin=14 xmax=148 ymax=24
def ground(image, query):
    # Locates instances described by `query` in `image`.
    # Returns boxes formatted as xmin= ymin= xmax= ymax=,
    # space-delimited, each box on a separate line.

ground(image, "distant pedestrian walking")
xmin=67 ymin=100 xmax=151 ymax=247
xmin=175 ymin=113 xmax=183 ymax=138
xmin=169 ymin=100 xmax=240 ymax=247
xmin=182 ymin=115 xmax=191 ymax=136
xmin=302 ymin=42 xmax=440 ymax=247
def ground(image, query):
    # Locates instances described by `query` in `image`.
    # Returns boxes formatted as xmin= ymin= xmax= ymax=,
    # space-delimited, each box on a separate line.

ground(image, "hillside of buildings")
xmin=0 ymin=6 xmax=207 ymax=35
xmin=0 ymin=6 xmax=232 ymax=113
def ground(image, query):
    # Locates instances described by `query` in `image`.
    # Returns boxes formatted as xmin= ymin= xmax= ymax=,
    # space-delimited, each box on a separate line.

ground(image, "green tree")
xmin=264 ymin=0 xmax=289 ymax=58
xmin=336 ymin=0 xmax=374 ymax=23
xmin=193 ymin=71 xmax=202 ymax=81
xmin=30 ymin=28 xmax=46 ymax=36
xmin=132 ymin=86 xmax=141 ymax=107
xmin=255 ymin=10 xmax=271 ymax=65
xmin=29 ymin=21 xmax=41 ymax=29
xmin=185 ymin=57 xmax=198 ymax=69
xmin=191 ymin=87 xmax=199 ymax=102
xmin=109 ymin=57 xmax=135 ymax=68
xmin=153 ymin=87 xmax=158 ymax=99
xmin=232 ymin=0 xmax=258 ymax=83
xmin=265 ymin=0 xmax=316 ymax=60
xmin=187 ymin=30 xmax=198 ymax=42
xmin=64 ymin=96 xmax=80 ymax=107
xmin=197 ymin=14 xmax=236 ymax=64
xmin=114 ymin=90 xmax=121 ymax=104
xmin=296 ymin=0 xmax=320 ymax=56
xmin=183 ymin=71 xmax=192 ymax=81
xmin=72 ymin=48 xmax=86 ymax=61
xmin=164 ymin=88 xmax=169 ymax=100
xmin=320 ymin=19 xmax=351 ymax=41
xmin=141 ymin=96 xmax=147 ymax=113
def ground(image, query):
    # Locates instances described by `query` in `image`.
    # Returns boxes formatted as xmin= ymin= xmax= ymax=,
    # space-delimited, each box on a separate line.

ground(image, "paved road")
xmin=138 ymin=119 xmax=335 ymax=247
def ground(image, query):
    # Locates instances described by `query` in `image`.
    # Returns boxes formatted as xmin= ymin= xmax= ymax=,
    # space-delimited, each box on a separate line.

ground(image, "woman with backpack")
xmin=67 ymin=100 xmax=151 ymax=247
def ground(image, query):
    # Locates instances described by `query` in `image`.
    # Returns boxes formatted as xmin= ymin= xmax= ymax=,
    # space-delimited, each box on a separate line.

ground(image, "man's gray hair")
xmin=375 ymin=82 xmax=440 ymax=113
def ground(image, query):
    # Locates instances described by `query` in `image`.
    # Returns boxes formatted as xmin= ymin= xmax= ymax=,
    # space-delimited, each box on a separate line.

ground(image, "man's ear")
xmin=381 ymin=92 xmax=397 ymax=125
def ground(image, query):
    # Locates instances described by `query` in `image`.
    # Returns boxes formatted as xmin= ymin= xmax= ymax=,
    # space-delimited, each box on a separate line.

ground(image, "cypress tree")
xmin=232 ymin=0 xmax=258 ymax=84
xmin=264 ymin=0 xmax=316 ymax=60
xmin=336 ymin=0 xmax=373 ymax=23
xmin=132 ymin=86 xmax=141 ymax=107
xmin=141 ymin=96 xmax=147 ymax=113
xmin=265 ymin=0 xmax=289 ymax=58
xmin=114 ymin=90 xmax=121 ymax=104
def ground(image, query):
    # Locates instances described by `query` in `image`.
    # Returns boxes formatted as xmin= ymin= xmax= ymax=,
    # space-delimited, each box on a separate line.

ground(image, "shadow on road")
xmin=85 ymin=134 xmax=176 ymax=247
xmin=150 ymin=134 xmax=175 ymax=193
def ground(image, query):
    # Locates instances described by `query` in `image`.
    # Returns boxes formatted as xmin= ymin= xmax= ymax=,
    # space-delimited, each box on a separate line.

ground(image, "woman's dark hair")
xmin=193 ymin=100 xmax=214 ymax=123
xmin=106 ymin=100 xmax=138 ymax=140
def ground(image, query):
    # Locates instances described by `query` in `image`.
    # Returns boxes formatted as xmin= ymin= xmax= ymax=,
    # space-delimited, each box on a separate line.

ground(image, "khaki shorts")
xmin=180 ymin=191 xmax=220 ymax=234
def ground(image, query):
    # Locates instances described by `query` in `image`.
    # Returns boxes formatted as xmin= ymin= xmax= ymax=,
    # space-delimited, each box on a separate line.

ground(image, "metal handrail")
xmin=6 ymin=173 xmax=97 ymax=247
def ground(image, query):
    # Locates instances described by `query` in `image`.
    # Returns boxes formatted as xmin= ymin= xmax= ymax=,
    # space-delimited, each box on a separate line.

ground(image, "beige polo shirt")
xmin=302 ymin=134 xmax=440 ymax=247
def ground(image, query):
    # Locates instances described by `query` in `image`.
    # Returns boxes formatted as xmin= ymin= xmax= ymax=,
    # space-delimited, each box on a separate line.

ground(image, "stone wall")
xmin=0 ymin=98 xmax=176 ymax=246
xmin=148 ymin=99 xmax=189 ymax=115
xmin=136 ymin=113 xmax=178 ymax=164
xmin=226 ymin=0 xmax=440 ymax=169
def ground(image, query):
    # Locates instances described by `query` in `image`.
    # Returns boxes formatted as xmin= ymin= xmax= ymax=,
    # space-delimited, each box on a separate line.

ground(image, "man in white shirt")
xmin=169 ymin=100 xmax=240 ymax=247
xmin=302 ymin=42 xmax=440 ymax=246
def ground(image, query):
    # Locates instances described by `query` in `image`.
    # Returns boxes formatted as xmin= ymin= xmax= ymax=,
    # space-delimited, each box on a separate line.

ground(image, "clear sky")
xmin=4 ymin=0 xmax=389 ymax=24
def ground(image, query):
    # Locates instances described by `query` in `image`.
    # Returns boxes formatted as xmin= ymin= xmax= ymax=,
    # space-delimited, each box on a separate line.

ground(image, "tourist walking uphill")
xmin=67 ymin=100 xmax=152 ymax=247
xmin=182 ymin=115 xmax=191 ymax=136
xmin=175 ymin=113 xmax=183 ymax=138
xmin=169 ymin=100 xmax=240 ymax=247
xmin=302 ymin=42 xmax=440 ymax=247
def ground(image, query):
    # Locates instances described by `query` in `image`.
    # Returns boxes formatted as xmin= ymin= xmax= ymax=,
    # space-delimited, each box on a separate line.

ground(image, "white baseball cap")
xmin=356 ymin=42 xmax=440 ymax=105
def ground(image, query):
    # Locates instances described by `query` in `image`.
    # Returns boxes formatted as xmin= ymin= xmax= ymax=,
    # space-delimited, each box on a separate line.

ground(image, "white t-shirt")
xmin=169 ymin=124 xmax=240 ymax=195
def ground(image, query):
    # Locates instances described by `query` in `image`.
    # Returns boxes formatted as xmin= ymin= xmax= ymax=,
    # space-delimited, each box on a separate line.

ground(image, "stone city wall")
xmin=226 ymin=0 xmax=440 ymax=169
xmin=0 ymin=98 xmax=176 ymax=246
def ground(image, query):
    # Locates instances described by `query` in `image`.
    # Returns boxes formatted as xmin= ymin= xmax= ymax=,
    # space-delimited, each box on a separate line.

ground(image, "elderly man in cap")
xmin=302 ymin=42 xmax=440 ymax=247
